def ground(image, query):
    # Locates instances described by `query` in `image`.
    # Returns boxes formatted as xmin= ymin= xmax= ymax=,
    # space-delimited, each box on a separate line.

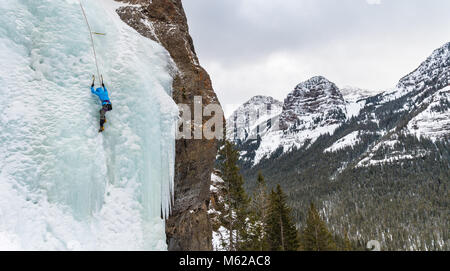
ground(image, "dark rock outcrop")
xmin=115 ymin=0 xmax=220 ymax=251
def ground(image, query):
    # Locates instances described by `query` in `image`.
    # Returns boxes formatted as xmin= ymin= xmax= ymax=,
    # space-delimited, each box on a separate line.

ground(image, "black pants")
xmin=99 ymin=103 xmax=112 ymax=127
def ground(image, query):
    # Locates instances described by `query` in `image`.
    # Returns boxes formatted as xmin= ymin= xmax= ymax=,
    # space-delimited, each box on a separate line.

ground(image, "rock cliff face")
xmin=397 ymin=42 xmax=450 ymax=91
xmin=230 ymin=76 xmax=348 ymax=167
xmin=279 ymin=76 xmax=347 ymax=132
xmin=115 ymin=0 xmax=220 ymax=250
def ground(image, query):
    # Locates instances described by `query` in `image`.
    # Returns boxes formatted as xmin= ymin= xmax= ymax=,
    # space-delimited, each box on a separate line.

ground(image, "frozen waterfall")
xmin=0 ymin=0 xmax=178 ymax=250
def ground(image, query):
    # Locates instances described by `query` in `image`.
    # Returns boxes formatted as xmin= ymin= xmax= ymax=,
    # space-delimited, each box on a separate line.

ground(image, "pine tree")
xmin=217 ymin=141 xmax=250 ymax=251
xmin=333 ymin=230 xmax=354 ymax=251
xmin=248 ymin=172 xmax=270 ymax=250
xmin=342 ymin=230 xmax=353 ymax=251
xmin=301 ymin=203 xmax=337 ymax=251
xmin=266 ymin=184 xmax=300 ymax=251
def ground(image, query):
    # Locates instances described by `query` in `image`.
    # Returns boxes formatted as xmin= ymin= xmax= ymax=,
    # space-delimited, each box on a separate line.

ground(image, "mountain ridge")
xmin=228 ymin=42 xmax=450 ymax=168
xmin=232 ymin=41 xmax=450 ymax=250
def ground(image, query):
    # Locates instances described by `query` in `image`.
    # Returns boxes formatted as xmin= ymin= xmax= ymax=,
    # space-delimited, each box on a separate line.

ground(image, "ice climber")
xmin=91 ymin=75 xmax=112 ymax=133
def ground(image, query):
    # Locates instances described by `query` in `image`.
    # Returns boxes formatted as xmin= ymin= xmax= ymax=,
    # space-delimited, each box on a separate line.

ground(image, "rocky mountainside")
xmin=231 ymin=43 xmax=450 ymax=169
xmin=398 ymin=42 xmax=450 ymax=92
xmin=406 ymin=87 xmax=450 ymax=141
xmin=236 ymin=42 xmax=450 ymax=250
xmin=116 ymin=0 xmax=220 ymax=250
xmin=340 ymin=86 xmax=373 ymax=102
xmin=279 ymin=76 xmax=346 ymax=131
xmin=226 ymin=95 xmax=282 ymax=142
xmin=351 ymin=42 xmax=450 ymax=167
xmin=232 ymin=76 xmax=348 ymax=167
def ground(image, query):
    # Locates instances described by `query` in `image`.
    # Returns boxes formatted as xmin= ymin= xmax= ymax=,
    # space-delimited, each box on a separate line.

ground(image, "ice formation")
xmin=0 ymin=0 xmax=178 ymax=250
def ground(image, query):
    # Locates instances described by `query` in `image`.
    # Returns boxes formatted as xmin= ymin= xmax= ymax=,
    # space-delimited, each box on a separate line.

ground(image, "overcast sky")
xmin=182 ymin=0 xmax=450 ymax=116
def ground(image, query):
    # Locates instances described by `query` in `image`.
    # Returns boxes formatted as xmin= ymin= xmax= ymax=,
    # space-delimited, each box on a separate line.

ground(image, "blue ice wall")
xmin=0 ymin=0 xmax=178 ymax=250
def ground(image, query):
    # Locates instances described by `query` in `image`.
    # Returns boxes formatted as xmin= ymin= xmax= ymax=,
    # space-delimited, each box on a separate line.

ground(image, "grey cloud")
xmin=185 ymin=0 xmax=450 ymax=65
xmin=182 ymin=0 xmax=450 ymax=114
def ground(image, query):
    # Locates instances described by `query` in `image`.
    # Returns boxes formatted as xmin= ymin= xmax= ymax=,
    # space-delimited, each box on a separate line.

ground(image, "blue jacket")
xmin=91 ymin=86 xmax=111 ymax=105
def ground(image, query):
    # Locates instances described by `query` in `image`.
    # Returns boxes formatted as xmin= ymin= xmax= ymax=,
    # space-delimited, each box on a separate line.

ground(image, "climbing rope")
xmin=79 ymin=1 xmax=101 ymax=84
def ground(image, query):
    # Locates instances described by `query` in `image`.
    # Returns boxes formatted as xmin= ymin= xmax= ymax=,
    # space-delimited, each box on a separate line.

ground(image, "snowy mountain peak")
xmin=243 ymin=95 xmax=283 ymax=107
xmin=293 ymin=76 xmax=336 ymax=92
xmin=397 ymin=42 xmax=450 ymax=91
xmin=226 ymin=95 xmax=283 ymax=142
xmin=341 ymin=86 xmax=374 ymax=103
xmin=280 ymin=76 xmax=346 ymax=131
xmin=229 ymin=77 xmax=349 ymax=166
xmin=231 ymin=42 xmax=450 ymax=168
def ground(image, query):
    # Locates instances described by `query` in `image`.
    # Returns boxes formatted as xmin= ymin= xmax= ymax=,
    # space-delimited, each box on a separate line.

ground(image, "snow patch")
xmin=406 ymin=87 xmax=450 ymax=141
xmin=325 ymin=131 xmax=360 ymax=153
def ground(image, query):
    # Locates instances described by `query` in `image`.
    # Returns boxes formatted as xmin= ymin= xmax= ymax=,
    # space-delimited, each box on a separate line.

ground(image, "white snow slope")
xmin=406 ymin=86 xmax=450 ymax=141
xmin=0 ymin=0 xmax=178 ymax=250
xmin=324 ymin=131 xmax=360 ymax=153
